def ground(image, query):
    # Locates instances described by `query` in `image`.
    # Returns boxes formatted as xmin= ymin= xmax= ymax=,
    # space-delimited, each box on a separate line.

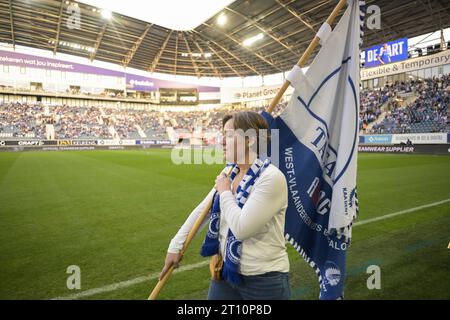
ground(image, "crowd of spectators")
xmin=359 ymin=80 xmax=416 ymax=131
xmin=0 ymin=75 xmax=448 ymax=139
xmin=369 ymin=75 xmax=449 ymax=134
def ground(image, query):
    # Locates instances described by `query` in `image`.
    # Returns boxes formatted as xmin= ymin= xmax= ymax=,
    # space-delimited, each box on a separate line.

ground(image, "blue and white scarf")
xmin=200 ymin=158 xmax=271 ymax=285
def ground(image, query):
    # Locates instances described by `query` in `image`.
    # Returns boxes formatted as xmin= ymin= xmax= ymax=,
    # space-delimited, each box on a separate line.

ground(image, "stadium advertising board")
xmin=359 ymin=145 xmax=414 ymax=153
xmin=363 ymin=38 xmax=408 ymax=68
xmin=360 ymin=133 xmax=448 ymax=145
xmin=136 ymin=140 xmax=172 ymax=145
xmin=57 ymin=140 xmax=97 ymax=146
xmin=97 ymin=139 xmax=136 ymax=146
xmin=0 ymin=49 xmax=123 ymax=76
xmin=125 ymin=74 xmax=218 ymax=93
xmin=0 ymin=140 xmax=102 ymax=146
xmin=0 ymin=139 xmax=173 ymax=148
xmin=361 ymin=135 xmax=393 ymax=144
xmin=220 ymin=84 xmax=294 ymax=103
xmin=42 ymin=146 xmax=96 ymax=151
xmin=361 ymin=49 xmax=450 ymax=80
xmin=0 ymin=133 xmax=12 ymax=138
xmin=391 ymin=133 xmax=447 ymax=144
xmin=0 ymin=140 xmax=55 ymax=146
xmin=0 ymin=50 xmax=219 ymax=93
xmin=359 ymin=144 xmax=449 ymax=154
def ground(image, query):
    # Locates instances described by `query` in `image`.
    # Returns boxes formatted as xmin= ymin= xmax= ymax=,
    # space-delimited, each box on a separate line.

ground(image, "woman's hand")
xmin=159 ymin=252 xmax=182 ymax=280
xmin=215 ymin=172 xmax=231 ymax=195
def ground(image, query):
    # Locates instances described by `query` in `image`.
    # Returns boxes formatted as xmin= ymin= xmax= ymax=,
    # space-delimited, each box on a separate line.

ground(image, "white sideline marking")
xmin=51 ymin=198 xmax=450 ymax=300
xmin=353 ymin=198 xmax=450 ymax=226
xmin=51 ymin=261 xmax=209 ymax=300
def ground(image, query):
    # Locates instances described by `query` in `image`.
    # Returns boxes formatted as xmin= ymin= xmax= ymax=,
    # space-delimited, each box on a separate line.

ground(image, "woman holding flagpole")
xmin=159 ymin=111 xmax=290 ymax=300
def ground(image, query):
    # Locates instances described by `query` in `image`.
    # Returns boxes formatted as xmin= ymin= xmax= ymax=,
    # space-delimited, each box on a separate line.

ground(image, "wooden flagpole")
xmin=148 ymin=0 xmax=348 ymax=300
xmin=267 ymin=0 xmax=348 ymax=114
xmin=148 ymin=167 xmax=232 ymax=300
xmin=148 ymin=196 xmax=212 ymax=299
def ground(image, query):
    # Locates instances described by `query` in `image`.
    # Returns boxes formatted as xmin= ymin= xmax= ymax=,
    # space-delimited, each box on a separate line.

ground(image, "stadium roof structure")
xmin=1 ymin=0 xmax=450 ymax=78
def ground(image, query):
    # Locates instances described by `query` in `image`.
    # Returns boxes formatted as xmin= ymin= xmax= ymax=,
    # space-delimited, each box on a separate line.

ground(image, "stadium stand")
xmin=0 ymin=97 xmax=287 ymax=140
xmin=369 ymin=75 xmax=449 ymax=134
xmin=1 ymin=75 xmax=448 ymax=140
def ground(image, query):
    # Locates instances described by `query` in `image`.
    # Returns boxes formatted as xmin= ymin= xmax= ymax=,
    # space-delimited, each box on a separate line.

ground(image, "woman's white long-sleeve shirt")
xmin=168 ymin=164 xmax=289 ymax=276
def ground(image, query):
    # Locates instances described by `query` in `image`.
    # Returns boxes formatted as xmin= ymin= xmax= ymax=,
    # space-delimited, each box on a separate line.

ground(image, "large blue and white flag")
xmin=262 ymin=0 xmax=364 ymax=299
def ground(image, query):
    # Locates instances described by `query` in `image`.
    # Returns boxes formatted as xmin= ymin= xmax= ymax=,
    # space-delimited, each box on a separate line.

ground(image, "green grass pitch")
xmin=0 ymin=149 xmax=449 ymax=300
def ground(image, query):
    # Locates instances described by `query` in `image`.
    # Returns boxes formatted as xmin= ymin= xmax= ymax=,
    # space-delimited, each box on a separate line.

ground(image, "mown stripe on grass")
xmin=51 ymin=198 xmax=450 ymax=300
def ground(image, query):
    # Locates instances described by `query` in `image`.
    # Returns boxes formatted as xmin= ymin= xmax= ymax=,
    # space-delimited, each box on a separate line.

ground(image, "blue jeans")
xmin=207 ymin=271 xmax=290 ymax=300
